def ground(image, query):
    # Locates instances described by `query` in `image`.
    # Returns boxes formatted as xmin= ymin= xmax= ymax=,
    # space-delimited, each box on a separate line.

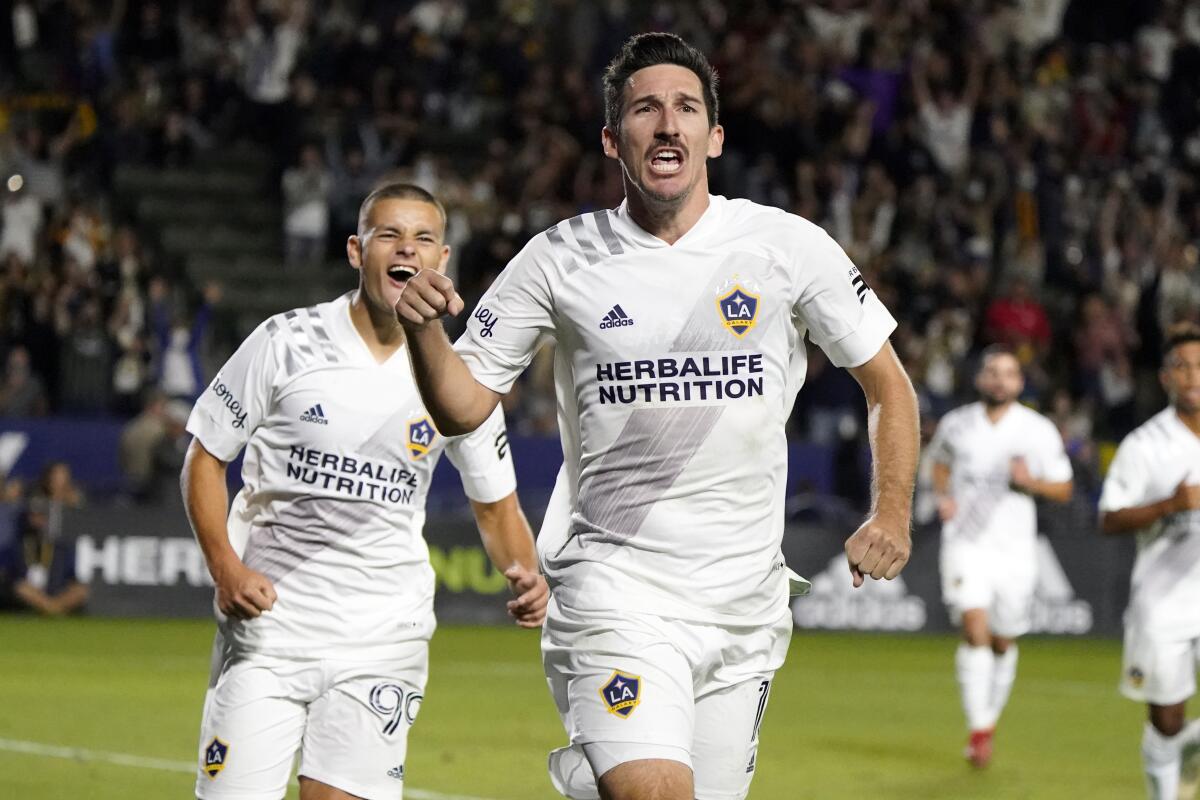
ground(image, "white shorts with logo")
xmin=940 ymin=540 xmax=1035 ymax=639
xmin=1120 ymin=622 xmax=1200 ymax=706
xmin=195 ymin=637 xmax=427 ymax=800
xmin=542 ymin=597 xmax=793 ymax=800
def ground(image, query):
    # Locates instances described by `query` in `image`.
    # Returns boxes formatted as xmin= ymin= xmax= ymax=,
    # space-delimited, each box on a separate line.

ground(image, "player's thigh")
xmin=543 ymin=610 xmax=696 ymax=767
xmin=691 ymin=673 xmax=777 ymax=800
xmin=596 ymin=756 xmax=693 ymax=800
xmin=298 ymin=645 xmax=429 ymax=800
xmin=1121 ymin=628 xmax=1198 ymax=706
xmin=195 ymin=656 xmax=312 ymax=800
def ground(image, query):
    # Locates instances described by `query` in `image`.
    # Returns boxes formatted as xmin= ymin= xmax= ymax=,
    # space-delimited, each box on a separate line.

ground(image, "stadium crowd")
xmin=1 ymin=0 xmax=1199 ymax=498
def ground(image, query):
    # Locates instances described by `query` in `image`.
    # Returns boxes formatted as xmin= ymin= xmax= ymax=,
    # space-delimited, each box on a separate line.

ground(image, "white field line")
xmin=0 ymin=737 xmax=498 ymax=800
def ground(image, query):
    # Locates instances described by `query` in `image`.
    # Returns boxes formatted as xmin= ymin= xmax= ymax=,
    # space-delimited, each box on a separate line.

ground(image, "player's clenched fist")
xmin=845 ymin=515 xmax=911 ymax=588
xmin=504 ymin=565 xmax=549 ymax=629
xmin=215 ymin=562 xmax=277 ymax=620
xmin=394 ymin=269 xmax=465 ymax=329
xmin=1171 ymin=478 xmax=1200 ymax=513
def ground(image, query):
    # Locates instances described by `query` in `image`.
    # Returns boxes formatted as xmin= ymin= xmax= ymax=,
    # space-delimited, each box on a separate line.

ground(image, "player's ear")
xmin=707 ymin=123 xmax=724 ymax=158
xmin=437 ymin=244 xmax=451 ymax=272
xmin=602 ymin=126 xmax=620 ymax=161
xmin=347 ymin=235 xmax=363 ymax=270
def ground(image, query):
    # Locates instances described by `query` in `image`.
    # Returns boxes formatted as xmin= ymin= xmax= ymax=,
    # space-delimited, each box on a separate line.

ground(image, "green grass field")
xmin=0 ymin=617 xmax=1147 ymax=799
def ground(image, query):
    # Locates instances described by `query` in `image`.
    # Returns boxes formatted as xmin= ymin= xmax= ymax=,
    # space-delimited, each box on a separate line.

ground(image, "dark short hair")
xmin=980 ymin=343 xmax=1021 ymax=371
xmin=602 ymin=32 xmax=719 ymax=131
xmin=357 ymin=182 xmax=447 ymax=236
xmin=1163 ymin=322 xmax=1200 ymax=364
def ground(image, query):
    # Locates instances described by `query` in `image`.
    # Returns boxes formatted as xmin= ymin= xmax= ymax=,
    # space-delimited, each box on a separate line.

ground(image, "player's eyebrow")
xmin=628 ymin=91 xmax=704 ymax=108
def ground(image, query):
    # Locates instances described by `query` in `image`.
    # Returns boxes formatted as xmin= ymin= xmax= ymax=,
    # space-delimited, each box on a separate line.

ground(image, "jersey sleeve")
xmin=1033 ymin=419 xmax=1073 ymax=483
xmin=443 ymin=403 xmax=518 ymax=504
xmin=454 ymin=233 xmax=557 ymax=394
xmin=186 ymin=320 xmax=282 ymax=462
xmin=1099 ymin=436 xmax=1150 ymax=513
xmin=792 ymin=229 xmax=897 ymax=368
xmin=925 ymin=413 xmax=956 ymax=467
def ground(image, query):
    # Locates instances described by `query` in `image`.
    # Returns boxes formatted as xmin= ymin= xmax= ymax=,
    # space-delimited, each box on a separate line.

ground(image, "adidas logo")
xmin=599 ymin=304 xmax=634 ymax=329
xmin=300 ymin=404 xmax=329 ymax=425
xmin=387 ymin=764 xmax=404 ymax=780
xmin=792 ymin=553 xmax=927 ymax=632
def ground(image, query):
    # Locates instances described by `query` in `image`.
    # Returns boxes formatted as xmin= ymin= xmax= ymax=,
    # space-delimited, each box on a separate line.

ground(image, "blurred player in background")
xmin=181 ymin=183 xmax=547 ymax=800
xmin=394 ymin=32 xmax=919 ymax=800
xmin=927 ymin=345 xmax=1073 ymax=768
xmin=1100 ymin=323 xmax=1200 ymax=800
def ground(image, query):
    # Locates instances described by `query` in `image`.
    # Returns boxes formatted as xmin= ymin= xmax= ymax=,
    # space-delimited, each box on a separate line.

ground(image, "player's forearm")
xmin=405 ymin=325 xmax=500 ymax=436
xmin=863 ymin=366 xmax=919 ymax=524
xmin=931 ymin=462 xmax=951 ymax=498
xmin=1025 ymin=479 xmax=1073 ymax=503
xmin=471 ymin=494 xmax=539 ymax=573
xmin=181 ymin=439 xmax=241 ymax=581
xmin=1101 ymin=500 xmax=1176 ymax=535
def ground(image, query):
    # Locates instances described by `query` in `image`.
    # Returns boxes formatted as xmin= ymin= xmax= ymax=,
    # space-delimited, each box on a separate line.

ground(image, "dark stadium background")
xmin=0 ymin=1 xmax=1195 ymax=797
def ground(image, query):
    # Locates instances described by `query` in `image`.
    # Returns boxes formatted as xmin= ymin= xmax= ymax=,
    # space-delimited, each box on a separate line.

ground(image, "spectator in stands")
xmin=984 ymin=276 xmax=1053 ymax=354
xmin=57 ymin=297 xmax=113 ymax=414
xmin=0 ymin=345 xmax=47 ymax=417
xmin=151 ymin=279 xmax=216 ymax=403
xmin=282 ymin=142 xmax=332 ymax=268
xmin=0 ymin=177 xmax=41 ymax=266
xmin=3 ymin=461 xmax=88 ymax=615
xmin=118 ymin=388 xmax=168 ymax=501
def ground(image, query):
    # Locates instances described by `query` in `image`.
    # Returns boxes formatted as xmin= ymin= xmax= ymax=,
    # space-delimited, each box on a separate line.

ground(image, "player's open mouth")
xmin=387 ymin=265 xmax=418 ymax=286
xmin=648 ymin=148 xmax=683 ymax=175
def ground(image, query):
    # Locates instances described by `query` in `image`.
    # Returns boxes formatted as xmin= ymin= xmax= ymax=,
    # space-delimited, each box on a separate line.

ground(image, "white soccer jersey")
xmin=1099 ymin=408 xmax=1200 ymax=637
xmin=187 ymin=292 xmax=516 ymax=659
xmin=927 ymin=402 xmax=1072 ymax=554
xmin=455 ymin=195 xmax=896 ymax=625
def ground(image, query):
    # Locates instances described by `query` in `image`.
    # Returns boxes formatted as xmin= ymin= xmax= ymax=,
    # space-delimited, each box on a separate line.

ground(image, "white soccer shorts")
xmin=940 ymin=541 xmax=1036 ymax=639
xmin=1120 ymin=625 xmax=1200 ymax=706
xmin=542 ymin=598 xmax=792 ymax=800
xmin=195 ymin=641 xmax=428 ymax=800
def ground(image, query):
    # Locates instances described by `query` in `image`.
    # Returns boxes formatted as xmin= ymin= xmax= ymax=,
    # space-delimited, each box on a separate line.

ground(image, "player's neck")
xmin=982 ymin=401 xmax=1013 ymax=423
xmin=624 ymin=180 xmax=710 ymax=245
xmin=350 ymin=290 xmax=405 ymax=363
xmin=1175 ymin=406 xmax=1200 ymax=438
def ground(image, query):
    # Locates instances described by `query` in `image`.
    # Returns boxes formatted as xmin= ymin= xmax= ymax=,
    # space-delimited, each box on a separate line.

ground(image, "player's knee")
xmin=598 ymin=758 xmax=693 ymax=800
xmin=991 ymin=636 xmax=1014 ymax=654
xmin=1149 ymin=704 xmax=1186 ymax=737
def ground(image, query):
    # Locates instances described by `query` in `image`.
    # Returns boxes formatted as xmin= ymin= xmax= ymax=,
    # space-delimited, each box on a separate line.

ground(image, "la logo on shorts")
xmin=203 ymin=736 xmax=230 ymax=779
xmin=600 ymin=670 xmax=641 ymax=718
xmin=1128 ymin=666 xmax=1145 ymax=689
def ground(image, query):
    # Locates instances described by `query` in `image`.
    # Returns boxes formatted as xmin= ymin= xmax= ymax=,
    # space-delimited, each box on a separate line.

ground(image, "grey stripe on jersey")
xmin=578 ymin=261 xmax=747 ymax=538
xmin=284 ymin=309 xmax=319 ymax=363
xmin=568 ymin=215 xmax=604 ymax=265
xmin=304 ymin=306 xmax=340 ymax=362
xmin=593 ymin=209 xmax=624 ymax=255
xmin=242 ymin=496 xmax=378 ymax=583
xmin=265 ymin=317 xmax=305 ymax=377
xmin=545 ymin=224 xmax=586 ymax=275
xmin=580 ymin=405 xmax=723 ymax=538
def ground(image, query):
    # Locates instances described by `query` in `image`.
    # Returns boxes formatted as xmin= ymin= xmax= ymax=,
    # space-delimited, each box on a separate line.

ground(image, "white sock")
xmin=956 ymin=644 xmax=994 ymax=732
xmin=1142 ymin=723 xmax=1183 ymax=800
xmin=985 ymin=646 xmax=1018 ymax=729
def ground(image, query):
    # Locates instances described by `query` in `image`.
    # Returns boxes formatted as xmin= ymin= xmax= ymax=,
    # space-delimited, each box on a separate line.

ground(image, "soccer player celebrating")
xmin=1100 ymin=323 xmax=1200 ymax=799
xmin=927 ymin=346 xmax=1074 ymax=768
xmin=182 ymin=183 xmax=547 ymax=800
xmin=395 ymin=33 xmax=919 ymax=800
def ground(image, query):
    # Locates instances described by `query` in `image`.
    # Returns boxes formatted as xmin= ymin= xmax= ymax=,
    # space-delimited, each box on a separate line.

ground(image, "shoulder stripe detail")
xmin=303 ymin=307 xmax=340 ymax=363
xmin=283 ymin=345 xmax=301 ymax=377
xmin=568 ymin=215 xmax=603 ymax=265
xmin=265 ymin=318 xmax=282 ymax=338
xmin=284 ymin=309 xmax=318 ymax=364
xmin=545 ymin=224 xmax=585 ymax=275
xmin=593 ymin=210 xmax=624 ymax=255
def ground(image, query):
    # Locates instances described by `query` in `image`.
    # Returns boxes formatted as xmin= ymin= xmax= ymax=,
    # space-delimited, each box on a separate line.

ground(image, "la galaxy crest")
xmin=203 ymin=736 xmax=229 ymax=779
xmin=716 ymin=285 xmax=760 ymax=337
xmin=407 ymin=417 xmax=436 ymax=459
xmin=600 ymin=670 xmax=642 ymax=718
